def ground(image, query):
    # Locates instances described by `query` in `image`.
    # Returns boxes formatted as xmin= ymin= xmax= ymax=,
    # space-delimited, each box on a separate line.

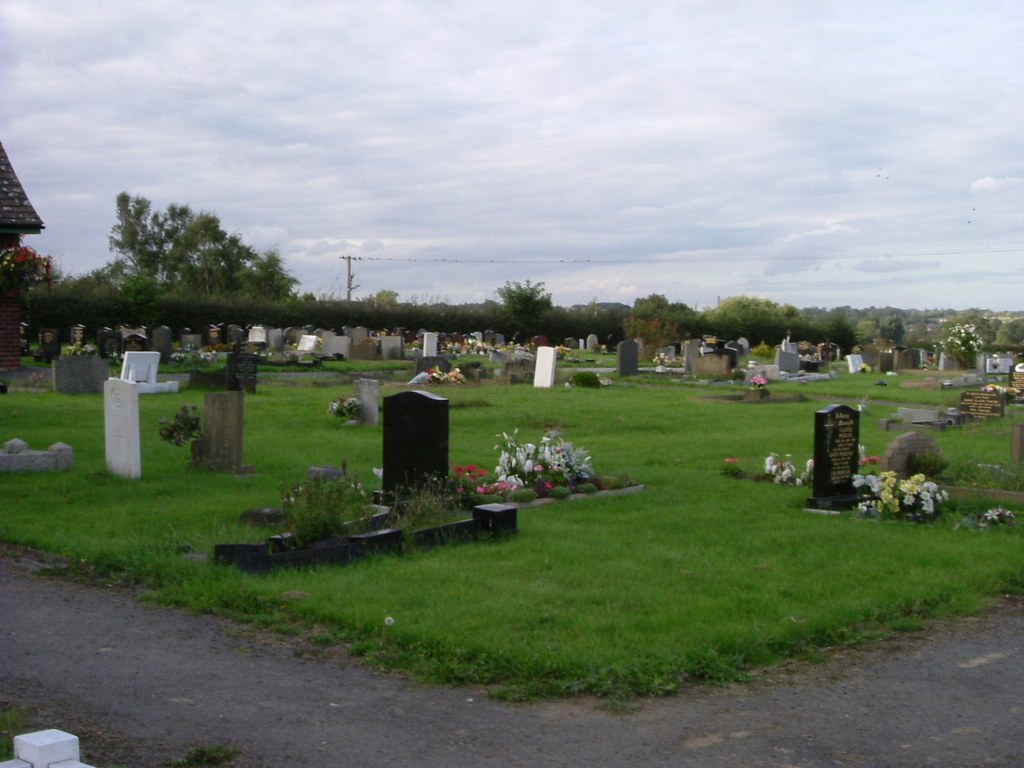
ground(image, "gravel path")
xmin=3 ymin=549 xmax=1024 ymax=767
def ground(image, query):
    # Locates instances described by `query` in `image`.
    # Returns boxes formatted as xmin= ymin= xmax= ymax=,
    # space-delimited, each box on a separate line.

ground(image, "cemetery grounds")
xmin=2 ymin=361 xmax=1024 ymax=704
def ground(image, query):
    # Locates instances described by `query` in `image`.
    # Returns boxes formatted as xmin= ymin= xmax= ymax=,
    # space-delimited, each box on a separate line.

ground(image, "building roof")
xmin=0 ymin=140 xmax=44 ymax=235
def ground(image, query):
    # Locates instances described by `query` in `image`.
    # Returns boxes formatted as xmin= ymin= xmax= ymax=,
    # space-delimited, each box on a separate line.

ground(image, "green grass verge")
xmin=2 ymin=368 xmax=1023 ymax=701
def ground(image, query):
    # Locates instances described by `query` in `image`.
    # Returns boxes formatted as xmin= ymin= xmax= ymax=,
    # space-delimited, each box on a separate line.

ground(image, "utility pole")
xmin=341 ymin=254 xmax=360 ymax=301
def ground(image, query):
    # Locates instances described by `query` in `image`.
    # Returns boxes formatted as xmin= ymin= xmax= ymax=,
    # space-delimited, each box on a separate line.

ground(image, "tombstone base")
xmin=806 ymin=494 xmax=861 ymax=511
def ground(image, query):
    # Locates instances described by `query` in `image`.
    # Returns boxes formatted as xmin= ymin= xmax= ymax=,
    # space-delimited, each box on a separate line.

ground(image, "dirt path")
xmin=3 ymin=549 xmax=1024 ymax=767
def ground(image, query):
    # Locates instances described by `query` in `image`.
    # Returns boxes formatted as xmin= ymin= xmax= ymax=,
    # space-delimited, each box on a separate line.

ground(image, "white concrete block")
xmin=51 ymin=760 xmax=96 ymax=768
xmin=14 ymin=730 xmax=79 ymax=767
xmin=0 ymin=759 xmax=32 ymax=768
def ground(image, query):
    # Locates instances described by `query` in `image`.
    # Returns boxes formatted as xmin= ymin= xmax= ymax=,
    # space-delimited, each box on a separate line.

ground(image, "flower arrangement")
xmin=67 ymin=342 xmax=98 ymax=356
xmin=763 ymin=452 xmax=813 ymax=486
xmin=451 ymin=464 xmax=489 ymax=495
xmin=0 ymin=246 xmax=49 ymax=293
xmin=978 ymin=507 xmax=1015 ymax=526
xmin=721 ymin=457 xmax=745 ymax=479
xmin=942 ymin=323 xmax=984 ymax=369
xmin=492 ymin=429 xmax=594 ymax=492
xmin=427 ymin=367 xmax=466 ymax=384
xmin=328 ymin=396 xmax=360 ymax=421
xmin=652 ymin=352 xmax=673 ymax=367
xmin=749 ymin=375 xmax=768 ymax=390
xmin=852 ymin=471 xmax=948 ymax=521
xmin=859 ymin=363 xmax=871 ymax=373
xmin=982 ymin=384 xmax=1019 ymax=397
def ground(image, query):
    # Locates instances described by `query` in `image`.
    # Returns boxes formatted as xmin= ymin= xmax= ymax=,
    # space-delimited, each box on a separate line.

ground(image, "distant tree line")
xmin=20 ymin=194 xmax=1021 ymax=353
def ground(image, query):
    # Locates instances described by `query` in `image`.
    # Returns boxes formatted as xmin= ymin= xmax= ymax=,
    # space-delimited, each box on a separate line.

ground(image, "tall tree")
xmin=107 ymin=192 xmax=297 ymax=300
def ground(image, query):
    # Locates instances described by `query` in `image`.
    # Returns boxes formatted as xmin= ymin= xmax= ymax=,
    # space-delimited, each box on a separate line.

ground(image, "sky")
xmin=2 ymin=1 xmax=1022 ymax=311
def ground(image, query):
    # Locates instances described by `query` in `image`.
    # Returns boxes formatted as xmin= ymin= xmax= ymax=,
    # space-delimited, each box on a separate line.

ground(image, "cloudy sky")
xmin=2 ymin=1 xmax=1022 ymax=310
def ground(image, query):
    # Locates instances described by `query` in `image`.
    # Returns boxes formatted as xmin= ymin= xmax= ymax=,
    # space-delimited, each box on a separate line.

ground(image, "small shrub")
xmin=569 ymin=371 xmax=601 ymax=388
xmin=548 ymin=485 xmax=573 ymax=500
xmin=597 ymin=473 xmax=631 ymax=490
xmin=907 ymin=452 xmax=948 ymax=479
xmin=576 ymin=482 xmax=599 ymax=494
xmin=158 ymin=405 xmax=203 ymax=446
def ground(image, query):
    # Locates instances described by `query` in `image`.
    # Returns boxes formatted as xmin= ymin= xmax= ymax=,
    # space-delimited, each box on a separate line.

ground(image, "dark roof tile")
xmin=0 ymin=140 xmax=44 ymax=234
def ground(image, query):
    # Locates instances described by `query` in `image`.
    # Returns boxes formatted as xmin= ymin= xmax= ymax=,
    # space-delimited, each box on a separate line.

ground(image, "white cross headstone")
xmin=104 ymin=378 xmax=141 ymax=478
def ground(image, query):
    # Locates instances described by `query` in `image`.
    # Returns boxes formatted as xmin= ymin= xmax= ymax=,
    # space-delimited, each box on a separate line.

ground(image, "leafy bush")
xmin=158 ymin=405 xmax=203 ymax=446
xmin=548 ymin=485 xmax=573 ymax=500
xmin=569 ymin=371 xmax=601 ymax=388
xmin=509 ymin=488 xmax=538 ymax=503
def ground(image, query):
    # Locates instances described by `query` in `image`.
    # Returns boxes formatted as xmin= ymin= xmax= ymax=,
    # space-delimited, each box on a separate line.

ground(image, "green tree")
xmin=107 ymin=192 xmax=297 ymax=300
xmin=496 ymin=280 xmax=553 ymax=336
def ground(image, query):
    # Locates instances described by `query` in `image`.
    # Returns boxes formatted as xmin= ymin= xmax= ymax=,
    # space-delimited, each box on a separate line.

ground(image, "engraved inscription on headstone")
xmin=808 ymin=404 xmax=860 ymax=510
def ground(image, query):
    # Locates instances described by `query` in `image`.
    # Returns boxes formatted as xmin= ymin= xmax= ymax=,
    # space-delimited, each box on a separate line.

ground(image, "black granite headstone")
xmin=382 ymin=390 xmax=449 ymax=501
xmin=808 ymin=404 xmax=861 ymax=510
xmin=227 ymin=351 xmax=259 ymax=393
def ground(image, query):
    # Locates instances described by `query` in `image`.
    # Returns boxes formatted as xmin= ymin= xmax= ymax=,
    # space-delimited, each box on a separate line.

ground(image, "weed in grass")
xmin=0 ymin=705 xmax=29 ymax=761
xmin=165 ymin=744 xmax=240 ymax=768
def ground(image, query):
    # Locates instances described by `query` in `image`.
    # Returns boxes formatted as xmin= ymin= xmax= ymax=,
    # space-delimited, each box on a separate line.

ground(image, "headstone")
xmin=324 ymin=334 xmax=350 ymax=359
xmin=297 ymin=335 xmax=319 ymax=354
xmin=70 ymin=324 xmax=86 ymax=346
xmin=775 ymin=348 xmax=800 ymax=374
xmin=985 ymin=355 xmax=1014 ymax=375
xmin=959 ymin=390 xmax=1004 ymax=420
xmin=617 ymin=340 xmax=639 ymax=376
xmin=585 ymin=334 xmax=599 ymax=352
xmin=878 ymin=351 xmax=894 ymax=374
xmin=895 ymin=406 xmax=942 ymax=424
xmin=206 ymin=324 xmax=223 ymax=347
xmin=423 ymin=332 xmax=438 ymax=357
xmin=493 ymin=333 xmax=505 ymax=346
xmin=266 ymin=328 xmax=285 ymax=353
xmin=1010 ymin=364 xmax=1024 ymax=405
xmin=151 ymin=325 xmax=173 ymax=363
xmin=351 ymin=326 xmax=369 ymax=344
xmin=880 ymin=432 xmax=943 ymax=480
xmin=97 ymin=328 xmax=121 ymax=358
xmin=532 ymin=335 xmax=549 ymax=348
xmin=180 ymin=333 xmax=203 ymax=352
xmin=318 ymin=329 xmax=337 ymax=352
xmin=355 ymin=378 xmax=380 ymax=425
xmin=283 ymin=327 xmax=303 ymax=347
xmin=348 ymin=337 xmax=380 ymax=360
xmin=1012 ymin=424 xmax=1024 ymax=465
xmin=121 ymin=330 xmax=147 ymax=353
xmin=747 ymin=364 xmax=781 ymax=382
xmin=226 ymin=324 xmax=245 ymax=345
xmin=192 ymin=390 xmax=252 ymax=474
xmin=248 ymin=325 xmax=268 ymax=346
xmin=684 ymin=339 xmax=700 ymax=372
xmin=808 ymin=404 xmax=860 ymax=510
xmin=382 ymin=390 xmax=449 ymax=499
xmin=53 ymin=355 xmax=108 ymax=394
xmin=533 ymin=346 xmax=558 ymax=388
xmin=227 ymin=351 xmax=259 ymax=393
xmin=693 ymin=352 xmax=732 ymax=378
xmin=736 ymin=337 xmax=750 ymax=355
xmin=38 ymin=328 xmax=60 ymax=362
xmin=846 ymin=354 xmax=864 ymax=373
xmin=104 ymin=378 xmax=141 ymax=478
xmin=380 ymin=335 xmax=403 ymax=360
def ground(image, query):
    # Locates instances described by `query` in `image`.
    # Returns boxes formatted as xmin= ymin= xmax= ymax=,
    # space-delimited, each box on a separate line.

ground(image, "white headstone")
xmin=533 ymin=346 xmax=557 ymax=388
xmin=423 ymin=332 xmax=438 ymax=357
xmin=846 ymin=354 xmax=864 ymax=373
xmin=104 ymin=379 xmax=141 ymax=478
xmin=297 ymin=335 xmax=319 ymax=354
xmin=355 ymin=378 xmax=381 ymax=425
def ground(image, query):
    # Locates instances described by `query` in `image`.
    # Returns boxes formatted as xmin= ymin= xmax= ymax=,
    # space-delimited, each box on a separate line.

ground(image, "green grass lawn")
xmin=2 ymin=365 xmax=1023 ymax=701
